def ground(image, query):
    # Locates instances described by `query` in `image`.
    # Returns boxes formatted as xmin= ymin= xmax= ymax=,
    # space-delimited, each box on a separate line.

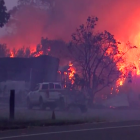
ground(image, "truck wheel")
xmin=27 ymin=98 xmax=33 ymax=110
xmin=39 ymin=97 xmax=46 ymax=110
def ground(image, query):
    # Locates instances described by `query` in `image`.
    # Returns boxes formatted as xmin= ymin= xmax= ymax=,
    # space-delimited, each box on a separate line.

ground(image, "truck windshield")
xmin=42 ymin=84 xmax=49 ymax=90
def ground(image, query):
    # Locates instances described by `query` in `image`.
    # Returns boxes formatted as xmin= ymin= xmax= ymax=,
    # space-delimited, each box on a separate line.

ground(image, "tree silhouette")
xmin=15 ymin=47 xmax=31 ymax=57
xmin=0 ymin=44 xmax=10 ymax=57
xmin=0 ymin=0 xmax=10 ymax=27
xmin=69 ymin=16 xmax=135 ymax=102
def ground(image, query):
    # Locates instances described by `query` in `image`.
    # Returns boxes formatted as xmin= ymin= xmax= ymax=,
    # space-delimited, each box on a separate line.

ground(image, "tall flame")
xmin=115 ymin=41 xmax=139 ymax=87
xmin=68 ymin=61 xmax=76 ymax=84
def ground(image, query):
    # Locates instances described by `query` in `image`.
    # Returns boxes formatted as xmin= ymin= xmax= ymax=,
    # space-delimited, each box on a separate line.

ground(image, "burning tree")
xmin=13 ymin=47 xmax=31 ymax=57
xmin=69 ymin=16 xmax=135 ymax=102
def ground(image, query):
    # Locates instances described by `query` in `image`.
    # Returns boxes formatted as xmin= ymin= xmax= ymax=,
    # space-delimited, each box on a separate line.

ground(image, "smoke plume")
xmin=1 ymin=0 xmax=140 ymax=48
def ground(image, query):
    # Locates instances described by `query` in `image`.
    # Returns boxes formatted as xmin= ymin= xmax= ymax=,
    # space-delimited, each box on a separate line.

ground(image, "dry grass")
xmin=0 ymin=107 xmax=105 ymax=130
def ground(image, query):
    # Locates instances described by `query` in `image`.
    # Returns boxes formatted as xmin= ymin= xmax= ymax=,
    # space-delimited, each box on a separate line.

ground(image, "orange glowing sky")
xmin=2 ymin=0 xmax=140 ymax=86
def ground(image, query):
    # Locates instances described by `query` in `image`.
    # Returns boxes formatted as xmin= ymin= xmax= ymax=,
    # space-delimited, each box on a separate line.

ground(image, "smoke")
xmin=2 ymin=0 xmax=140 ymax=123
xmin=1 ymin=0 xmax=140 ymax=49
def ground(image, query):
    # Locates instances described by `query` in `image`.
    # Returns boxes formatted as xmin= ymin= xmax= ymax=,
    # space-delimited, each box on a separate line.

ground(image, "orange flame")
xmin=9 ymin=45 xmax=51 ymax=58
xmin=68 ymin=61 xmax=76 ymax=84
xmin=10 ymin=51 xmax=14 ymax=58
xmin=114 ymin=42 xmax=134 ymax=87
xmin=64 ymin=72 xmax=67 ymax=75
xmin=33 ymin=51 xmax=43 ymax=57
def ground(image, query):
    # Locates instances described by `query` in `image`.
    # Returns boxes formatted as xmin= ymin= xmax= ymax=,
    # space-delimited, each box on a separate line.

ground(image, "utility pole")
xmin=9 ymin=90 xmax=15 ymax=120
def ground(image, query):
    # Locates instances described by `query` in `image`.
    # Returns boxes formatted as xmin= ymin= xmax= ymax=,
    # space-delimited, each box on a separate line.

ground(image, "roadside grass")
xmin=0 ymin=108 xmax=106 ymax=131
xmin=0 ymin=107 xmax=106 ymax=121
xmin=0 ymin=116 xmax=105 ymax=131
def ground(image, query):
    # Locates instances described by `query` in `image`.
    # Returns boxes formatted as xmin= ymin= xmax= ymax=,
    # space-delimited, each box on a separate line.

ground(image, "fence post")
xmin=9 ymin=90 xmax=15 ymax=120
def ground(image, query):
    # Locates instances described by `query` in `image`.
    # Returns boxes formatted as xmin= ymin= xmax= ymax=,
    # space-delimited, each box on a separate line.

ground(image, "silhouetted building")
xmin=0 ymin=55 xmax=59 ymax=90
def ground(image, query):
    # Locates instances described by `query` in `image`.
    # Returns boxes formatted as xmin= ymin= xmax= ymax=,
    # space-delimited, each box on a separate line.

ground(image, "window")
xmin=49 ymin=83 xmax=54 ymax=89
xmin=42 ymin=84 xmax=49 ymax=90
xmin=55 ymin=84 xmax=61 ymax=89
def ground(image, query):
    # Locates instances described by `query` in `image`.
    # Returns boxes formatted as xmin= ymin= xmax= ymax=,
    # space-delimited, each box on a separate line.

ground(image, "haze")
xmin=1 ymin=0 xmax=140 ymax=47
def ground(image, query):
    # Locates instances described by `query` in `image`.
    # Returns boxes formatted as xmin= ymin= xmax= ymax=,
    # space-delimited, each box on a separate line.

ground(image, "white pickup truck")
xmin=26 ymin=82 xmax=65 ymax=110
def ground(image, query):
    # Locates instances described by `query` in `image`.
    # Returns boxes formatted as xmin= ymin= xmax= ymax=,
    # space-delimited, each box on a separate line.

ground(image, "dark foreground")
xmin=1 ymin=121 xmax=140 ymax=140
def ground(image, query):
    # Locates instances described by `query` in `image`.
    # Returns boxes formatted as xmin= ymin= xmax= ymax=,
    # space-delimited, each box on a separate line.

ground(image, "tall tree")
xmin=0 ymin=44 xmax=10 ymax=57
xmin=0 ymin=0 xmax=10 ymax=27
xmin=69 ymin=16 xmax=135 ymax=101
